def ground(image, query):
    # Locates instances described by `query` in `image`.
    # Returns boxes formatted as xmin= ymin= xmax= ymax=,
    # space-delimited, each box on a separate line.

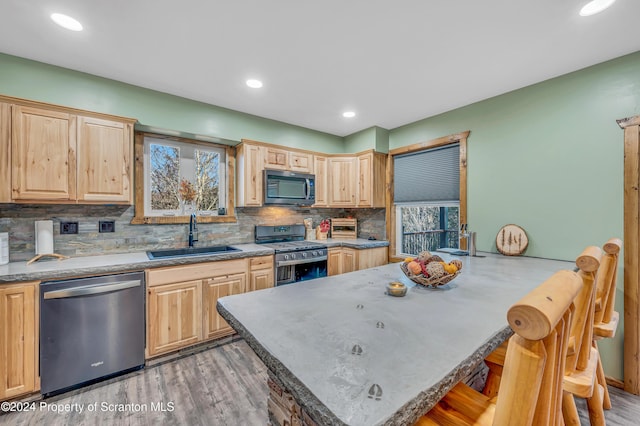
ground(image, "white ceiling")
xmin=1 ymin=1 xmax=639 ymax=137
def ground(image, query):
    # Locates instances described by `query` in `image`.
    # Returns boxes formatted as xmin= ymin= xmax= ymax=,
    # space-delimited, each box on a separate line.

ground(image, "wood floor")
xmin=2 ymin=339 xmax=639 ymax=425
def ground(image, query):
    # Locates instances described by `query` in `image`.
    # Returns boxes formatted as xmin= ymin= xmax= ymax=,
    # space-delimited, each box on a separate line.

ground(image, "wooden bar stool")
xmin=562 ymin=246 xmax=605 ymax=425
xmin=415 ymin=269 xmax=583 ymax=426
xmin=481 ymin=246 xmax=606 ymax=425
xmin=592 ymin=237 xmax=622 ymax=410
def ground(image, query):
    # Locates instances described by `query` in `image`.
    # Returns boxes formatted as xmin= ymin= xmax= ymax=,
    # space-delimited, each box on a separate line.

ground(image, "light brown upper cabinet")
xmin=76 ymin=116 xmax=133 ymax=203
xmin=236 ymin=139 xmax=386 ymax=208
xmin=289 ymin=151 xmax=313 ymax=173
xmin=357 ymin=151 xmax=386 ymax=208
xmin=327 ymin=157 xmax=357 ymax=206
xmin=263 ymin=146 xmax=289 ymax=170
xmin=11 ymin=105 xmax=76 ymax=201
xmin=0 ymin=103 xmax=10 ymax=202
xmin=1 ymin=95 xmax=135 ymax=204
xmin=236 ymin=142 xmax=264 ymax=207
xmin=313 ymin=155 xmax=328 ymax=207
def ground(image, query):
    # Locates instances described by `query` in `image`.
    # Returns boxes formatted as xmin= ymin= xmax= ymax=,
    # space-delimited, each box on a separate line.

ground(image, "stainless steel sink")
xmin=146 ymin=245 xmax=241 ymax=259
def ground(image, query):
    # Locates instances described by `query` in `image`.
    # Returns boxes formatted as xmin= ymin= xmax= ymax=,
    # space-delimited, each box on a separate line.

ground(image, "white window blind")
xmin=393 ymin=143 xmax=460 ymax=203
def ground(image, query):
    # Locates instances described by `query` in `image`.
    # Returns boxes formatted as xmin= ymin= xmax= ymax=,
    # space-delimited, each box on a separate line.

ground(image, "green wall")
xmin=389 ymin=51 xmax=640 ymax=380
xmin=0 ymin=53 xmax=344 ymax=152
xmin=344 ymin=126 xmax=389 ymax=153
xmin=2 ymin=50 xmax=639 ymax=380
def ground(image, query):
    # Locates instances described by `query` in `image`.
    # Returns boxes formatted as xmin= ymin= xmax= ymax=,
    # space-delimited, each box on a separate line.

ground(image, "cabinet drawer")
xmin=250 ymin=255 xmax=273 ymax=270
xmin=147 ymin=258 xmax=247 ymax=287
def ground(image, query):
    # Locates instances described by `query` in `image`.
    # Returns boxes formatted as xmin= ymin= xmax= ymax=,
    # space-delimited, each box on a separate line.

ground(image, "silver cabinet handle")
xmin=43 ymin=280 xmax=141 ymax=300
xmin=305 ymin=179 xmax=311 ymax=200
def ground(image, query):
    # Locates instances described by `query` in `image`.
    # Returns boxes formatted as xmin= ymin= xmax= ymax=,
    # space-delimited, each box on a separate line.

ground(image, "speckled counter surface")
xmin=322 ymin=238 xmax=390 ymax=249
xmin=218 ymin=253 xmax=574 ymax=426
xmin=0 ymin=239 xmax=389 ymax=283
xmin=0 ymin=243 xmax=273 ymax=283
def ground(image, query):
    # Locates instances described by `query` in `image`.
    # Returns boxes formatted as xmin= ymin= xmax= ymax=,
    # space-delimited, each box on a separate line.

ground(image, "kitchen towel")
xmin=35 ymin=220 xmax=54 ymax=255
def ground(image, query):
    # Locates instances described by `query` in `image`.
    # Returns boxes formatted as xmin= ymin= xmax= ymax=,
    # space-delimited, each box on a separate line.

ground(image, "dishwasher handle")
xmin=43 ymin=280 xmax=141 ymax=300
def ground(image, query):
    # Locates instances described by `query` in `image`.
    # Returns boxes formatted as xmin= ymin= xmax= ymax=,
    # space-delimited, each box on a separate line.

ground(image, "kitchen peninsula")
xmin=217 ymin=253 xmax=574 ymax=425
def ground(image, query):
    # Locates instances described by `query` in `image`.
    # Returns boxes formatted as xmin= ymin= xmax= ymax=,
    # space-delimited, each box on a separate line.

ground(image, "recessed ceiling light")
xmin=246 ymin=79 xmax=263 ymax=89
xmin=579 ymin=0 xmax=616 ymax=16
xmin=51 ymin=13 xmax=83 ymax=31
xmin=342 ymin=111 xmax=356 ymax=118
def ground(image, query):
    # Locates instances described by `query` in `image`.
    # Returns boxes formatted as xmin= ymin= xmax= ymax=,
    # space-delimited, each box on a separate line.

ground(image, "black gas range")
xmin=255 ymin=225 xmax=328 ymax=285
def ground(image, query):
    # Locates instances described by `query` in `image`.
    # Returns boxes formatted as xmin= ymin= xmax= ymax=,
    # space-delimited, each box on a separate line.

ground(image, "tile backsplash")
xmin=0 ymin=204 xmax=386 ymax=262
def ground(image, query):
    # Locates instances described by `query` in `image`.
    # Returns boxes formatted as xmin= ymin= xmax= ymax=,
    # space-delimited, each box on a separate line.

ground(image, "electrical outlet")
xmin=60 ymin=221 xmax=79 ymax=234
xmin=99 ymin=220 xmax=115 ymax=233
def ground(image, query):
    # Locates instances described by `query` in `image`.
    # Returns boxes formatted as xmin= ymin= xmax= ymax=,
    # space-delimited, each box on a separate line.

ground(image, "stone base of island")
xmin=217 ymin=253 xmax=573 ymax=425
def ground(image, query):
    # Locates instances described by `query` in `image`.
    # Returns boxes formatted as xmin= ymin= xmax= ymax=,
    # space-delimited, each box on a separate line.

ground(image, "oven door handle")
xmin=43 ymin=280 xmax=142 ymax=300
xmin=276 ymin=256 xmax=327 ymax=267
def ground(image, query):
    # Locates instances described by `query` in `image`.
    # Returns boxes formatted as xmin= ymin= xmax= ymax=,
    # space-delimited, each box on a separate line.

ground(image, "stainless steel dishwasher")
xmin=40 ymin=271 xmax=145 ymax=396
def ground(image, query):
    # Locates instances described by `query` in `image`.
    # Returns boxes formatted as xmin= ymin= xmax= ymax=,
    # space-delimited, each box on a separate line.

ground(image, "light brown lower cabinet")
xmin=203 ymin=273 xmax=246 ymax=340
xmin=328 ymin=246 xmax=388 ymax=276
xmin=0 ymin=281 xmax=39 ymax=401
xmin=250 ymin=256 xmax=275 ymax=291
xmin=147 ymin=280 xmax=202 ymax=358
xmin=146 ymin=256 xmax=273 ymax=358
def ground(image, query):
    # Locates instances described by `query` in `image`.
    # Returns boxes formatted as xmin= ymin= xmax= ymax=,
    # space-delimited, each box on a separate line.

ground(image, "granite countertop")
xmin=0 ymin=239 xmax=389 ymax=283
xmin=322 ymin=238 xmax=390 ymax=249
xmin=217 ymin=253 xmax=574 ymax=426
xmin=0 ymin=243 xmax=272 ymax=283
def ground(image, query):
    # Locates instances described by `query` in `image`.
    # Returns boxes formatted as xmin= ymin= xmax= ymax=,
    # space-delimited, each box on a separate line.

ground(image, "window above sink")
xmin=131 ymin=132 xmax=237 ymax=225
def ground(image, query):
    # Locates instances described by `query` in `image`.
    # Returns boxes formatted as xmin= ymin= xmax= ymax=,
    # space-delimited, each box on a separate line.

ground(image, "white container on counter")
xmin=0 ymin=232 xmax=8 ymax=265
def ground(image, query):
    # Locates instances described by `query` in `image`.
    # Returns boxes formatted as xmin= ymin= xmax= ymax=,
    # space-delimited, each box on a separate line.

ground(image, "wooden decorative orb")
xmin=496 ymin=224 xmax=528 ymax=256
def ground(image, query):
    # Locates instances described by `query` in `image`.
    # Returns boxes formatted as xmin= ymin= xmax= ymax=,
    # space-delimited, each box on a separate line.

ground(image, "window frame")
xmin=386 ymin=131 xmax=469 ymax=262
xmin=395 ymin=202 xmax=460 ymax=257
xmin=131 ymin=132 xmax=236 ymax=224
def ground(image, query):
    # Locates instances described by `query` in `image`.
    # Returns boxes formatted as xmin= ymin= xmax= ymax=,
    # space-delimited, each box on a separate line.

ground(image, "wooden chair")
xmin=415 ymin=269 xmax=583 ymax=426
xmin=481 ymin=246 xmax=606 ymax=425
xmin=592 ymin=237 xmax=622 ymax=410
xmin=562 ymin=246 xmax=605 ymax=426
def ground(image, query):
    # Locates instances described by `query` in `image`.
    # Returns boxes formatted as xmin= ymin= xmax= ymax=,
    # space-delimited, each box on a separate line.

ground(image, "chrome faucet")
xmin=188 ymin=213 xmax=198 ymax=247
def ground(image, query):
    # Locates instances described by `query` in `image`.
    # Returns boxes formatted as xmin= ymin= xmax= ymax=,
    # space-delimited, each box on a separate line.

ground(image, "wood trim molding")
xmin=385 ymin=131 xmax=470 ymax=260
xmin=131 ymin=131 xmax=237 ymax=225
xmin=388 ymin=131 xmax=470 ymax=156
xmin=621 ymin=114 xmax=640 ymax=394
xmin=0 ymin=94 xmax=137 ymax=124
xmin=0 ymin=102 xmax=11 ymax=202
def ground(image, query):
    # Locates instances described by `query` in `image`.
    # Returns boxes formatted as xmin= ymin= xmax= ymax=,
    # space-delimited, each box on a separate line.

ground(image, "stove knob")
xmin=312 ymin=251 xmax=318 ymax=256
xmin=292 ymin=253 xmax=297 ymax=259
xmin=302 ymin=252 xmax=308 ymax=258
xmin=284 ymin=254 xmax=290 ymax=261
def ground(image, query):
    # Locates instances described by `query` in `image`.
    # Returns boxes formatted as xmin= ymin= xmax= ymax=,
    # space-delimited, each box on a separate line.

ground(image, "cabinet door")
xmin=250 ymin=269 xmax=274 ymax=292
xmin=76 ymin=116 xmax=133 ymax=203
xmin=203 ymin=273 xmax=246 ymax=340
xmin=357 ymin=152 xmax=386 ymax=208
xmin=313 ymin=155 xmax=328 ymax=207
xmin=289 ymin=152 xmax=313 ymax=173
xmin=328 ymin=157 xmax=357 ymax=206
xmin=357 ymin=247 xmax=388 ymax=270
xmin=11 ymin=105 xmax=76 ymax=200
xmin=0 ymin=103 xmax=10 ymax=203
xmin=327 ymin=248 xmax=342 ymax=276
xmin=263 ymin=146 xmax=289 ymax=170
xmin=0 ymin=283 xmax=37 ymax=400
xmin=342 ymin=248 xmax=357 ymax=274
xmin=147 ymin=280 xmax=202 ymax=357
xmin=250 ymin=256 xmax=274 ymax=291
xmin=238 ymin=143 xmax=263 ymax=206
xmin=357 ymin=153 xmax=373 ymax=207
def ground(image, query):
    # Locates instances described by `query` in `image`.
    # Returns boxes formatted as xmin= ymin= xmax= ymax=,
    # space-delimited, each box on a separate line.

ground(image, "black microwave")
xmin=264 ymin=169 xmax=315 ymax=206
